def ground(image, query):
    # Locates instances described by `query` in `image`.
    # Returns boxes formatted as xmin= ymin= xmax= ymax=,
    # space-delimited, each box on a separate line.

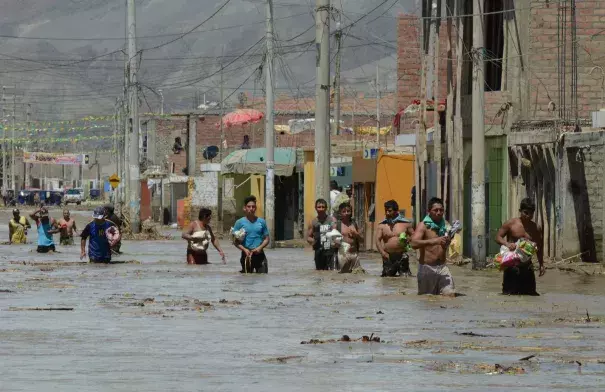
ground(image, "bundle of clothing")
xmin=494 ymin=239 xmax=537 ymax=270
xmin=230 ymin=227 xmax=246 ymax=243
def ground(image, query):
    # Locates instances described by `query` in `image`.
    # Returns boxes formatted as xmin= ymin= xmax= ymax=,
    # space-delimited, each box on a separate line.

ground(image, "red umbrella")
xmin=219 ymin=109 xmax=264 ymax=128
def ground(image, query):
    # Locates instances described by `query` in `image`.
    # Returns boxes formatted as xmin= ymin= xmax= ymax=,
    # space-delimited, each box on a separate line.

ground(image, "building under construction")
xmin=397 ymin=0 xmax=605 ymax=263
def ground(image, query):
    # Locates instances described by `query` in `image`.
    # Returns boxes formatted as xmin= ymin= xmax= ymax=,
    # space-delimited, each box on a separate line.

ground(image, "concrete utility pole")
xmin=315 ymin=0 xmax=331 ymax=203
xmin=159 ymin=89 xmax=164 ymax=115
xmin=265 ymin=0 xmax=275 ymax=247
xmin=453 ymin=0 xmax=464 ymax=221
xmin=127 ymin=0 xmax=141 ymax=233
xmin=218 ymin=64 xmax=225 ymax=229
xmin=471 ymin=0 xmax=486 ymax=268
xmin=431 ymin=0 xmax=441 ymax=198
xmin=1 ymin=87 xmax=7 ymax=193
xmin=25 ymin=103 xmax=31 ymax=189
xmin=187 ymin=114 xmax=196 ymax=175
xmin=376 ymin=65 xmax=381 ymax=148
xmin=333 ymin=22 xmax=342 ymax=135
xmin=11 ymin=92 xmax=16 ymax=192
xmin=419 ymin=7 xmax=429 ymax=218
xmin=444 ymin=0 xmax=453 ymax=213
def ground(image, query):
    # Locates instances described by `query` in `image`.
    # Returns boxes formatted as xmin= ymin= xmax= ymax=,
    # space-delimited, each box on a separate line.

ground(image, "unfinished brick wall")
xmin=519 ymin=0 xmax=605 ymax=120
xmin=397 ymin=13 xmax=457 ymax=131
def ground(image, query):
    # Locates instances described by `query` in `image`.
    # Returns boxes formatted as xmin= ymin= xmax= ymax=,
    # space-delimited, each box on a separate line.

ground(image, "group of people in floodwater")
xmin=182 ymin=191 xmax=545 ymax=297
xmin=8 ymin=205 xmax=122 ymax=264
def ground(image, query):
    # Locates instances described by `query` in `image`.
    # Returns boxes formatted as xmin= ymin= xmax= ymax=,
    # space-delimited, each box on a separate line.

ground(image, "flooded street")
xmin=2 ymin=209 xmax=605 ymax=391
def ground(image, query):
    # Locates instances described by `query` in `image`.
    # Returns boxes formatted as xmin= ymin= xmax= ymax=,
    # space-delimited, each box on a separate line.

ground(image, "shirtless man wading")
xmin=375 ymin=200 xmax=414 ymax=277
xmin=495 ymin=197 xmax=544 ymax=295
xmin=58 ymin=209 xmax=78 ymax=246
xmin=410 ymin=197 xmax=455 ymax=296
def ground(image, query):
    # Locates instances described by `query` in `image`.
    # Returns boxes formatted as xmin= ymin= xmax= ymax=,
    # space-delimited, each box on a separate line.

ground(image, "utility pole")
xmin=471 ymin=0 xmax=486 ymax=268
xmin=127 ymin=0 xmax=141 ymax=233
xmin=1 ymin=87 xmax=7 ymax=194
xmin=444 ymin=0 xmax=453 ymax=214
xmin=431 ymin=0 xmax=441 ymax=198
xmin=265 ymin=0 xmax=275 ymax=247
xmin=11 ymin=92 xmax=16 ymax=192
xmin=333 ymin=22 xmax=342 ymax=135
xmin=159 ymin=89 xmax=164 ymax=115
xmin=315 ymin=0 xmax=330 ymax=203
xmin=25 ymin=103 xmax=31 ymax=189
xmin=453 ymin=0 xmax=463 ymax=221
xmin=218 ymin=65 xmax=225 ymax=229
xmin=375 ymin=66 xmax=381 ymax=148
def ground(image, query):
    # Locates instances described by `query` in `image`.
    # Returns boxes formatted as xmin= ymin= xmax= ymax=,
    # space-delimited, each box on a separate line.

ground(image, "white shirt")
xmin=330 ymin=189 xmax=341 ymax=208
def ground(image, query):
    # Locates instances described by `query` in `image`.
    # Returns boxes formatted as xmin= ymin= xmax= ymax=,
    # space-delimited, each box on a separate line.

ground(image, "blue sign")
xmin=363 ymin=148 xmax=378 ymax=160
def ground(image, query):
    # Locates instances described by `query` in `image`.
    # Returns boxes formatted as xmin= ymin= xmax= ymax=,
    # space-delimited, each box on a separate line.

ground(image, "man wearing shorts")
xmin=410 ymin=197 xmax=455 ymax=296
xmin=232 ymin=196 xmax=270 ymax=273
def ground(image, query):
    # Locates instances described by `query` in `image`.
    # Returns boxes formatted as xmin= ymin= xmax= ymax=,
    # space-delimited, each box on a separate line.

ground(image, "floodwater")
xmin=2 ymin=208 xmax=605 ymax=391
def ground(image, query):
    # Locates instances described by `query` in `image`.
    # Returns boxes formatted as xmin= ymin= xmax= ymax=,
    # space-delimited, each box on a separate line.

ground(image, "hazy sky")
xmin=0 ymin=0 xmax=416 ymax=120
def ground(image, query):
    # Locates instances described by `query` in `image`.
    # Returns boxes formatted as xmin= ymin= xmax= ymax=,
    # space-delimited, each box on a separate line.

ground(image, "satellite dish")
xmin=203 ymin=146 xmax=219 ymax=160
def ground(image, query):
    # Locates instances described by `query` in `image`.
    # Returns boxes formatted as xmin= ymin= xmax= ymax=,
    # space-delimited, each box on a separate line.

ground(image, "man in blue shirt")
xmin=80 ymin=207 xmax=120 ymax=263
xmin=30 ymin=207 xmax=59 ymax=253
xmin=232 ymin=195 xmax=270 ymax=273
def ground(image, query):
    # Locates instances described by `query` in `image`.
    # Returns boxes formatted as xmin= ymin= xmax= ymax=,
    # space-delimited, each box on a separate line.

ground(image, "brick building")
xmin=398 ymin=1 xmax=605 ymax=261
xmin=141 ymin=95 xmax=398 ymax=227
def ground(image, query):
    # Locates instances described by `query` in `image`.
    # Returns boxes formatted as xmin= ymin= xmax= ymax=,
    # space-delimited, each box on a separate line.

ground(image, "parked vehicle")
xmin=90 ymin=189 xmax=101 ymax=200
xmin=64 ymin=188 xmax=84 ymax=205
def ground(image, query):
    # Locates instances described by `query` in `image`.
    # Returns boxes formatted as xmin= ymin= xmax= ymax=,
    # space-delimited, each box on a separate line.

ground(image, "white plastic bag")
xmin=190 ymin=230 xmax=211 ymax=252
xmin=230 ymin=227 xmax=246 ymax=243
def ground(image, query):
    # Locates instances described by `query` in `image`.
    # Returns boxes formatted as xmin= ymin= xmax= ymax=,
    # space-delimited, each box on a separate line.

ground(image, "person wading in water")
xmin=30 ymin=207 xmax=59 ymax=253
xmin=410 ymin=197 xmax=455 ymax=296
xmin=9 ymin=208 xmax=31 ymax=244
xmin=80 ymin=207 xmax=120 ymax=264
xmin=182 ymin=208 xmax=225 ymax=265
xmin=307 ymin=198 xmax=337 ymax=270
xmin=375 ymin=200 xmax=414 ymax=277
xmin=232 ymin=196 xmax=270 ymax=273
xmin=58 ymin=209 xmax=78 ymax=246
xmin=335 ymin=202 xmax=364 ymax=273
xmin=495 ymin=198 xmax=544 ymax=295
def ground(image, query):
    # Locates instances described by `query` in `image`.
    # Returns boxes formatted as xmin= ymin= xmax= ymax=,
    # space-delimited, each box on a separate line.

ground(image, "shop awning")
xmin=221 ymin=147 xmax=296 ymax=176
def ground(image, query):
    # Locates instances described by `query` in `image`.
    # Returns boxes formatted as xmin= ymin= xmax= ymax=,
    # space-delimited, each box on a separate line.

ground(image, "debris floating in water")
xmin=300 ymin=335 xmax=381 ymax=344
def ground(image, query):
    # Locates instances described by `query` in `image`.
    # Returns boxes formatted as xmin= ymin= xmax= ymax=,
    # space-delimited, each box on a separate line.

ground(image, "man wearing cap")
xmin=58 ymin=209 xmax=78 ymax=246
xmin=30 ymin=207 xmax=59 ymax=253
xmin=9 ymin=209 xmax=31 ymax=244
xmin=80 ymin=207 xmax=121 ymax=263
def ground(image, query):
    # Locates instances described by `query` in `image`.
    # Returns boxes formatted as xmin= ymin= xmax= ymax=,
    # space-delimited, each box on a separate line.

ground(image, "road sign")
xmin=363 ymin=148 xmax=378 ymax=160
xmin=109 ymin=174 xmax=120 ymax=189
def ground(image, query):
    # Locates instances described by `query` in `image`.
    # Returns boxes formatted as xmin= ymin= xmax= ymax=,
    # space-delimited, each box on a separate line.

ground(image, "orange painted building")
xmin=374 ymin=151 xmax=415 ymax=222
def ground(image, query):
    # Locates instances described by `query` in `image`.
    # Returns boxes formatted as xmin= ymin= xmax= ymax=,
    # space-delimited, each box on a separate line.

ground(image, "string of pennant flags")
xmin=0 ymin=124 xmax=113 ymax=134
xmin=6 ymin=115 xmax=117 ymax=128
xmin=0 ymin=134 xmax=119 ymax=146
xmin=5 ymin=113 xmax=177 ymax=129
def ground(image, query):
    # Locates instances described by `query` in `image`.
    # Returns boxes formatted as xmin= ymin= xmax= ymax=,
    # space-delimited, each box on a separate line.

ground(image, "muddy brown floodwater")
xmin=1 ymin=208 xmax=605 ymax=391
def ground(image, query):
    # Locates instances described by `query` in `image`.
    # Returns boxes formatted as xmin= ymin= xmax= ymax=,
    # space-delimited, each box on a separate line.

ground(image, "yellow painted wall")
xmin=232 ymin=173 xmax=251 ymax=214
xmin=375 ymin=152 xmax=415 ymax=221
xmin=250 ymin=174 xmax=265 ymax=218
xmin=303 ymin=151 xmax=316 ymax=230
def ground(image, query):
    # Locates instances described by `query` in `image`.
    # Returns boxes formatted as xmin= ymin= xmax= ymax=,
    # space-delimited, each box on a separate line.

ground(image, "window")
xmin=484 ymin=0 xmax=504 ymax=91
